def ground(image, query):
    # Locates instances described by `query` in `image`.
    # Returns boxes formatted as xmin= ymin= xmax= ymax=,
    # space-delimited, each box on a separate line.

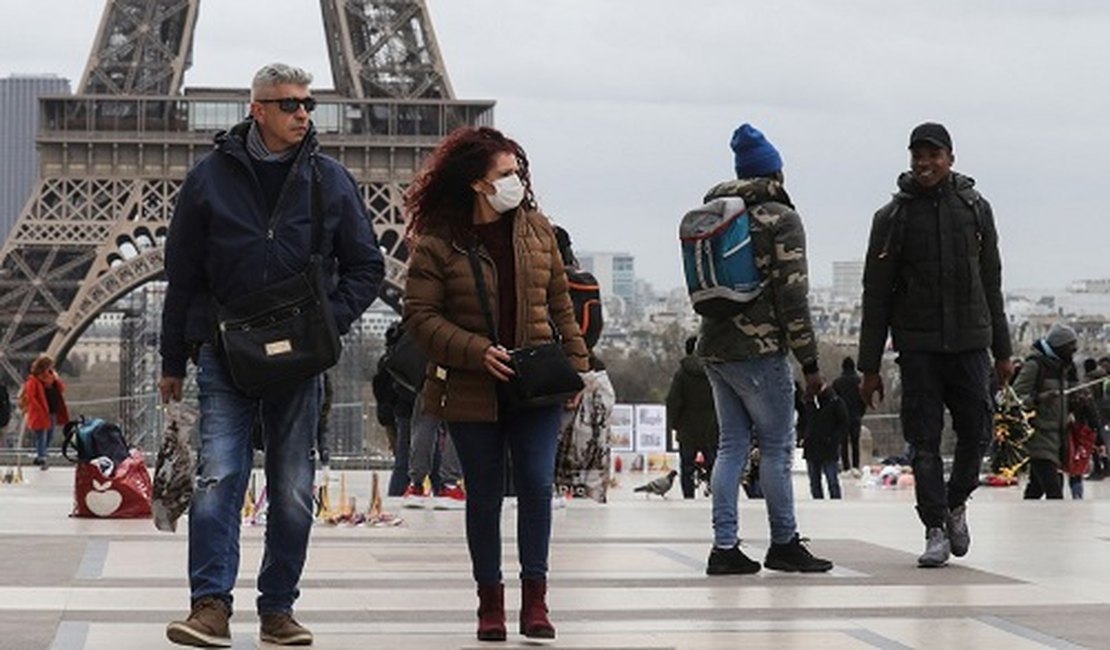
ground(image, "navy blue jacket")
xmin=160 ymin=120 xmax=384 ymax=377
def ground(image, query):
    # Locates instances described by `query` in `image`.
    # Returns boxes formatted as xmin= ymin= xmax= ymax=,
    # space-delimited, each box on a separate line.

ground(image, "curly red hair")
xmin=404 ymin=126 xmax=536 ymax=242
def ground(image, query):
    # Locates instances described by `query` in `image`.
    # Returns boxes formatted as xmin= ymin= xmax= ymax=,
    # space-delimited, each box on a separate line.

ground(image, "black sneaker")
xmin=706 ymin=544 xmax=761 ymax=575
xmin=764 ymin=534 xmax=833 ymax=573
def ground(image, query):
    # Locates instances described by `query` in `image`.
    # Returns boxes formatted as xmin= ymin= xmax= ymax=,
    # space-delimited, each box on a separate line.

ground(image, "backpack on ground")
xmin=680 ymin=197 xmax=764 ymax=317
xmin=566 ymin=269 xmax=603 ymax=349
xmin=62 ymin=417 xmax=131 ymax=465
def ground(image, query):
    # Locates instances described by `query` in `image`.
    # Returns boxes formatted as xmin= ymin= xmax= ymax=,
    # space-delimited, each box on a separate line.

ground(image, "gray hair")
xmin=251 ymin=63 xmax=313 ymax=99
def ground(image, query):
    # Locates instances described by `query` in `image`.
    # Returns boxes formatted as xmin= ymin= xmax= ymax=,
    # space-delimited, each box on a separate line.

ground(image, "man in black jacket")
xmin=858 ymin=122 xmax=1012 ymax=569
xmin=159 ymin=63 xmax=383 ymax=647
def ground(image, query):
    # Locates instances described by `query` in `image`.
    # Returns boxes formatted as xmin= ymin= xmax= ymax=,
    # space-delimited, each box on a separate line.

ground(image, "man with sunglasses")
xmin=160 ymin=63 xmax=383 ymax=647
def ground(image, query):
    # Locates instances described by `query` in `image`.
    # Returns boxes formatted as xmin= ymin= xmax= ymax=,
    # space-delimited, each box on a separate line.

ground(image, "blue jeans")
xmin=705 ymin=353 xmax=798 ymax=547
xmin=190 ymin=344 xmax=318 ymax=614
xmin=806 ymin=458 xmax=841 ymax=499
xmin=449 ymin=404 xmax=561 ymax=586
xmin=33 ymin=416 xmax=56 ymax=460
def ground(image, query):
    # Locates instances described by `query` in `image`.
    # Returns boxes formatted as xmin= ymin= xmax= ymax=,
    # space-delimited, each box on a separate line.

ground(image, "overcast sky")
xmin=1 ymin=0 xmax=1107 ymax=292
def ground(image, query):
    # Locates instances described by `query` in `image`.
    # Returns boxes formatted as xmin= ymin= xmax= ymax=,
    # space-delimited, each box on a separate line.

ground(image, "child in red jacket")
xmin=22 ymin=355 xmax=69 ymax=469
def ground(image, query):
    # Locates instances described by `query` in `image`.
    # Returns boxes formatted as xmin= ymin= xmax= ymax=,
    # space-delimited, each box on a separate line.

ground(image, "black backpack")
xmin=567 ymin=269 xmax=603 ymax=350
xmin=62 ymin=417 xmax=131 ymax=465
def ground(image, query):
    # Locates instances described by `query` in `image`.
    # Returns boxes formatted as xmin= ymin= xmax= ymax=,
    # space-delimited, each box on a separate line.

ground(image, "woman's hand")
xmin=484 ymin=345 xmax=515 ymax=382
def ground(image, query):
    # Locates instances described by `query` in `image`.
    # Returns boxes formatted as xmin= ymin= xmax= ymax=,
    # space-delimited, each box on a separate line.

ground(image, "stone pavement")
xmin=1 ymin=464 xmax=1109 ymax=649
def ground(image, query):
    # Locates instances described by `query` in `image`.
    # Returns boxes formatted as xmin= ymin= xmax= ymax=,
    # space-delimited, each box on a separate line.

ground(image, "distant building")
xmin=0 ymin=74 xmax=71 ymax=241
xmin=579 ymin=251 xmax=636 ymax=315
xmin=832 ymin=260 xmax=864 ymax=302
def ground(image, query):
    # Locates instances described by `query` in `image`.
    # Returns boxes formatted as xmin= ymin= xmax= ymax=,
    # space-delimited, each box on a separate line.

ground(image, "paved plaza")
xmin=1 ymin=464 xmax=1108 ymax=649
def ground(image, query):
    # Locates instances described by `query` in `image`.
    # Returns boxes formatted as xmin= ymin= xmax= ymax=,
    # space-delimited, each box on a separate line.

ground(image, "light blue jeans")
xmin=33 ymin=416 xmax=56 ymax=460
xmin=705 ymin=353 xmax=798 ymax=547
xmin=189 ymin=344 xmax=318 ymax=614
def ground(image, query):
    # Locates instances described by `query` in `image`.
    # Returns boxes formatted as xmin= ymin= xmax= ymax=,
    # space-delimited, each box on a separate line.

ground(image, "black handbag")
xmin=382 ymin=327 xmax=428 ymax=393
xmin=214 ymin=156 xmax=341 ymax=396
xmin=466 ymin=246 xmax=583 ymax=410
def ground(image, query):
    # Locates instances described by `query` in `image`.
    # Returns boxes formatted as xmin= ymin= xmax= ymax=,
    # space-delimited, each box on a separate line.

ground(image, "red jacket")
xmin=22 ymin=373 xmax=70 ymax=430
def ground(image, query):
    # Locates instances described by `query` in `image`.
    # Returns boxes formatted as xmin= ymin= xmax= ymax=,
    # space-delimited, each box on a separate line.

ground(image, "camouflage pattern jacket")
xmin=695 ymin=178 xmax=819 ymax=372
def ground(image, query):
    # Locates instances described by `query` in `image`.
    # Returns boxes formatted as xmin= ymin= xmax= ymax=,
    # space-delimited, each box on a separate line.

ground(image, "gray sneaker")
xmin=917 ymin=527 xmax=950 ymax=568
xmin=947 ymin=505 xmax=970 ymax=557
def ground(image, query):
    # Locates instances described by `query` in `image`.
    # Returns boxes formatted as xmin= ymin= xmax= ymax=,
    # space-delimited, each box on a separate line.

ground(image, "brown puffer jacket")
xmin=403 ymin=210 xmax=589 ymax=422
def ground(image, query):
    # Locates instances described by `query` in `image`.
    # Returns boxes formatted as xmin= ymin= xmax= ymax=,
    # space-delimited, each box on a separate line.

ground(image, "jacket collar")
xmin=703 ymin=177 xmax=794 ymax=208
xmin=215 ymin=118 xmax=318 ymax=171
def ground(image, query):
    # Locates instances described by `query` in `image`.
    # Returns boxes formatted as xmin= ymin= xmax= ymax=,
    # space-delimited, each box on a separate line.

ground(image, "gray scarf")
xmin=246 ymin=121 xmax=298 ymax=163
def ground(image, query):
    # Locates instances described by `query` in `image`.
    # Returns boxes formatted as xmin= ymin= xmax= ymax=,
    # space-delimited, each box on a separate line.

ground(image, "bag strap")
xmin=309 ymin=155 xmax=324 ymax=259
xmin=465 ymin=246 xmax=500 ymax=347
xmin=61 ymin=418 xmax=83 ymax=463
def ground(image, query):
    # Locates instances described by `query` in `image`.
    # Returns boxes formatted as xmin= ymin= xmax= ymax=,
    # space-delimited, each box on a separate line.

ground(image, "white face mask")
xmin=484 ymin=174 xmax=525 ymax=213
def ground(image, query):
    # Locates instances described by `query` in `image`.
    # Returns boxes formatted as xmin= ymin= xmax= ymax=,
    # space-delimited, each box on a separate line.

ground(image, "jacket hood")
xmin=703 ymin=177 xmax=794 ymax=208
xmin=894 ymin=170 xmax=977 ymax=200
xmin=679 ymin=354 xmax=707 ymax=377
xmin=1031 ymin=339 xmax=1066 ymax=368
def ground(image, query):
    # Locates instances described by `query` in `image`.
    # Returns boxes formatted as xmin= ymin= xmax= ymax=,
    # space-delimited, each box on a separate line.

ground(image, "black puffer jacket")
xmin=858 ymin=171 xmax=1011 ymax=373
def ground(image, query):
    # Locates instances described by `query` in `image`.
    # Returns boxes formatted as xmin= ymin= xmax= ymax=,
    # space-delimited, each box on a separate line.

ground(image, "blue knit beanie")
xmin=730 ymin=123 xmax=783 ymax=178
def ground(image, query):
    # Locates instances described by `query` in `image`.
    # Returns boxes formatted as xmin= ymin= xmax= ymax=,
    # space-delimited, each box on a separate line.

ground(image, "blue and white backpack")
xmin=680 ymin=197 xmax=765 ymax=317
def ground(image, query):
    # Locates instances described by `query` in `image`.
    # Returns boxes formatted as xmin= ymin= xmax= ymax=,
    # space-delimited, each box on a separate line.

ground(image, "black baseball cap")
xmin=909 ymin=122 xmax=952 ymax=150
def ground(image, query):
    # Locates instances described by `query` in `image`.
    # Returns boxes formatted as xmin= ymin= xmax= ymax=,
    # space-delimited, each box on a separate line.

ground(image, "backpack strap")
xmin=60 ymin=418 xmax=84 ymax=463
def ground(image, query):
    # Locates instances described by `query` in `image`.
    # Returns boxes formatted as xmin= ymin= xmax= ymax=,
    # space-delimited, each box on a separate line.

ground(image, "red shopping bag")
xmin=72 ymin=449 xmax=153 ymax=518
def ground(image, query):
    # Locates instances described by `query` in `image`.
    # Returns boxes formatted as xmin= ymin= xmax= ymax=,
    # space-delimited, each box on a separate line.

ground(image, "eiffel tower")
xmin=0 ymin=0 xmax=494 ymax=388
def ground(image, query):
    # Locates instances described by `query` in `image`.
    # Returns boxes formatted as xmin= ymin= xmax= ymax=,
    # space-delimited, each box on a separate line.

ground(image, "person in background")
xmin=697 ymin=123 xmax=832 ymax=576
xmin=1083 ymin=357 xmax=1109 ymax=480
xmin=22 ymin=354 xmax=70 ymax=470
xmin=666 ymin=336 xmax=719 ymax=499
xmin=374 ymin=324 xmax=409 ymax=496
xmin=858 ymin=122 xmax=1012 ymax=568
xmin=403 ymin=126 xmax=588 ymax=641
xmin=801 ymin=386 xmax=848 ymax=499
xmin=1013 ymin=323 xmax=1078 ymax=500
xmin=401 ymin=393 xmax=466 ymax=510
xmin=832 ymin=356 xmax=866 ymax=474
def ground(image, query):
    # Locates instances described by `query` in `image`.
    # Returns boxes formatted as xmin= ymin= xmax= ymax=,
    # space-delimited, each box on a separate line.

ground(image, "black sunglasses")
xmin=257 ymin=96 xmax=317 ymax=113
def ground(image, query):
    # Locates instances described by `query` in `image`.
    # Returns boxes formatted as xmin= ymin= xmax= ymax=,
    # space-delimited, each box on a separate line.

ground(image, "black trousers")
xmin=898 ymin=350 xmax=993 ymax=529
xmin=1023 ymin=458 xmax=1064 ymax=499
xmin=840 ymin=417 xmax=861 ymax=470
xmin=678 ymin=442 xmax=717 ymax=499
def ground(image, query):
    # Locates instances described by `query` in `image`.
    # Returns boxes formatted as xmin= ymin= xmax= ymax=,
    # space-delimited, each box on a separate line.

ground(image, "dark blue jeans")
xmin=806 ymin=458 xmax=841 ymax=499
xmin=449 ymin=404 xmax=561 ymax=586
xmin=898 ymin=350 xmax=992 ymax=528
xmin=190 ymin=344 xmax=318 ymax=614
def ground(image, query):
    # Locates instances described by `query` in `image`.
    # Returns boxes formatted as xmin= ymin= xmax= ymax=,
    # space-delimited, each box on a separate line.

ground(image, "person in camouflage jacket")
xmin=699 ymin=123 xmax=831 ymax=577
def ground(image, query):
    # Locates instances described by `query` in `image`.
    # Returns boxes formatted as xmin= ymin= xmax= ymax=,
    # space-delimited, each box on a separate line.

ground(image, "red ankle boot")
xmin=476 ymin=583 xmax=506 ymax=641
xmin=519 ymin=578 xmax=555 ymax=639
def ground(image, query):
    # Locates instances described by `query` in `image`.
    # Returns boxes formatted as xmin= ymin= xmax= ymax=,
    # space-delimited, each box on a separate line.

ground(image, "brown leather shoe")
xmin=259 ymin=612 xmax=314 ymax=646
xmin=166 ymin=597 xmax=231 ymax=647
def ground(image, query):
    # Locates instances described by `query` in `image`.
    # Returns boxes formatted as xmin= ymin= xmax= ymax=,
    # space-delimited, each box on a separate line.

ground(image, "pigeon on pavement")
xmin=633 ymin=470 xmax=678 ymax=498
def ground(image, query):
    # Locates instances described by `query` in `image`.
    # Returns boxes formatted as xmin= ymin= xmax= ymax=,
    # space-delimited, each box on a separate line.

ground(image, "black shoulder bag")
xmin=466 ymin=245 xmax=583 ymax=410
xmin=214 ymin=156 xmax=341 ymax=396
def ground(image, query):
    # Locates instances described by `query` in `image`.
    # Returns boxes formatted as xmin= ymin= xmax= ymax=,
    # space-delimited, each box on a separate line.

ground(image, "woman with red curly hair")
xmin=402 ymin=126 xmax=588 ymax=641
